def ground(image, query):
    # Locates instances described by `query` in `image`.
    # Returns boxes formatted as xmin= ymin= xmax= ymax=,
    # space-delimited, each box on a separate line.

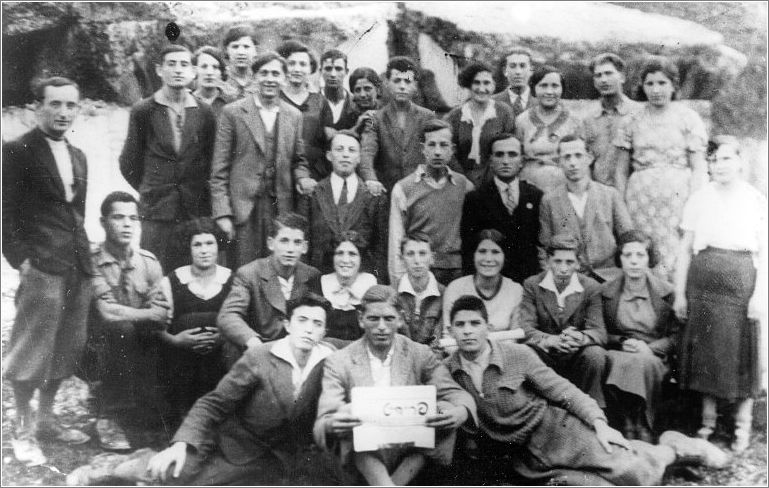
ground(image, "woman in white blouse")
xmin=674 ymin=136 xmax=767 ymax=452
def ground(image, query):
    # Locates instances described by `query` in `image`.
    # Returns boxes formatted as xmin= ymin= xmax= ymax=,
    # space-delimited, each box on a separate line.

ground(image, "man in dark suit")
xmin=119 ymin=44 xmax=217 ymax=273
xmin=210 ymin=52 xmax=316 ymax=268
xmin=461 ymin=133 xmax=543 ymax=283
xmin=66 ymin=295 xmax=339 ymax=486
xmin=492 ymin=47 xmax=537 ymax=118
xmin=2 ymin=77 xmax=93 ymax=464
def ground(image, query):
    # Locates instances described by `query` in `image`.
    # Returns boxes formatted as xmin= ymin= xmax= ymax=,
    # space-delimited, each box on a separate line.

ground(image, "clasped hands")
xmin=546 ymin=326 xmax=585 ymax=354
xmin=326 ymin=402 xmax=467 ymax=435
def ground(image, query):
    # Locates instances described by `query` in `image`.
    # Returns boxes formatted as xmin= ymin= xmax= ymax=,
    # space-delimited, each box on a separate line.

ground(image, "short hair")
xmin=589 ymin=52 xmax=627 ymax=74
xmin=192 ymin=46 xmax=226 ymax=76
xmin=458 ymin=61 xmax=494 ymax=89
xmin=157 ymin=44 xmax=191 ymax=65
xmin=636 ymin=56 xmax=679 ymax=101
xmin=529 ymin=65 xmax=565 ymax=94
xmin=707 ymin=134 xmax=742 ymax=159
xmin=489 ymin=133 xmax=520 ymax=151
xmin=276 ymin=40 xmax=318 ymax=74
xmin=320 ymin=48 xmax=348 ymax=70
xmin=449 ymin=295 xmax=489 ymax=324
xmin=615 ymin=230 xmax=658 ymax=269
xmin=501 ymin=47 xmax=533 ymax=66
xmin=328 ymin=129 xmax=361 ymax=150
xmin=252 ymin=51 xmax=287 ymax=74
xmin=399 ymin=232 xmax=433 ymax=256
xmin=222 ymin=24 xmax=258 ymax=51
xmin=420 ymin=118 xmax=452 ymax=142
xmin=287 ymin=292 xmax=331 ymax=320
xmin=385 ymin=56 xmax=421 ymax=81
xmin=349 ymin=67 xmax=382 ymax=92
xmin=556 ymin=134 xmax=589 ymax=155
xmin=175 ymin=217 xmax=227 ymax=259
xmin=269 ymin=212 xmax=308 ymax=237
xmin=359 ymin=284 xmax=403 ymax=315
xmin=33 ymin=76 xmax=80 ymax=102
xmin=475 ymin=229 xmax=505 ymax=251
xmin=100 ymin=191 xmax=138 ymax=217
xmin=331 ymin=230 xmax=363 ymax=253
xmin=546 ymin=233 xmax=579 ymax=256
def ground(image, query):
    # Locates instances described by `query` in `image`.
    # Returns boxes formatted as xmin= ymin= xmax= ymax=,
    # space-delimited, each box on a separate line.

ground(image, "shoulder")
xmin=5 ymin=128 xmax=42 ymax=152
xmin=599 ymin=275 xmax=623 ymax=298
xmin=235 ymin=258 xmax=268 ymax=279
xmin=130 ymin=96 xmax=156 ymax=114
xmin=590 ymin=181 xmax=616 ymax=198
xmin=414 ymin=104 xmax=435 ymax=118
xmin=541 ymin=186 xmax=567 ymax=204
xmin=577 ymin=273 xmax=601 ymax=293
xmin=519 ymin=180 xmax=543 ymax=199
xmin=298 ymin=261 xmax=322 ymax=279
xmin=279 ymin=100 xmax=303 ymax=118
xmin=523 ymin=272 xmax=546 ymax=291
xmin=138 ymin=247 xmax=159 ymax=262
xmin=494 ymin=100 xmax=515 ymax=118
xmin=445 ymin=275 xmax=473 ymax=293
xmin=501 ymin=277 xmax=523 ymax=294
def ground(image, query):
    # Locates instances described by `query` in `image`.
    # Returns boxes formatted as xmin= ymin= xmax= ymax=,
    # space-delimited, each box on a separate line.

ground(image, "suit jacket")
xmin=359 ymin=102 xmax=435 ymax=192
xmin=173 ymin=339 xmax=337 ymax=466
xmin=320 ymin=92 xmax=361 ymax=132
xmin=217 ymin=258 xmax=321 ymax=348
xmin=2 ymin=128 xmax=91 ymax=275
xmin=461 ymin=179 xmax=543 ymax=283
xmin=601 ymin=271 xmax=679 ymax=361
xmin=210 ymin=97 xmax=311 ymax=224
xmin=119 ymin=95 xmax=216 ymax=221
xmin=297 ymin=175 xmax=388 ymax=279
xmin=492 ymin=90 xmax=537 ymax=118
xmin=539 ymin=181 xmax=632 ymax=272
xmin=521 ymin=271 xmax=607 ymax=352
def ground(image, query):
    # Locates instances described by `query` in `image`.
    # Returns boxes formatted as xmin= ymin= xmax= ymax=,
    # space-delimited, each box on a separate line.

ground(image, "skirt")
xmin=606 ymin=350 xmax=668 ymax=428
xmin=679 ymin=247 xmax=759 ymax=400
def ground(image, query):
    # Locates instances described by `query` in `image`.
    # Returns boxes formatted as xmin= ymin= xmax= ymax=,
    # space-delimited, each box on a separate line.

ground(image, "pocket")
xmin=495 ymin=375 xmax=529 ymax=416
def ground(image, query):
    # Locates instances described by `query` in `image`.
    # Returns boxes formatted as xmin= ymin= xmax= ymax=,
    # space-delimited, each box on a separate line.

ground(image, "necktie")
xmin=339 ymin=179 xmax=348 ymax=206
xmin=513 ymin=96 xmax=524 ymax=116
xmin=505 ymin=184 xmax=517 ymax=214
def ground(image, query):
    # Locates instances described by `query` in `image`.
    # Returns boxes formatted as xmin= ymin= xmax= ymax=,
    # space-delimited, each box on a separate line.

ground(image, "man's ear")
xmin=155 ymin=63 xmax=163 ymax=79
xmin=266 ymin=236 xmax=275 ymax=252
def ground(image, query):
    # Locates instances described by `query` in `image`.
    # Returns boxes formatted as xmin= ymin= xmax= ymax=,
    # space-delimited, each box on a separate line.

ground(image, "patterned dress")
xmin=614 ymin=103 xmax=707 ymax=282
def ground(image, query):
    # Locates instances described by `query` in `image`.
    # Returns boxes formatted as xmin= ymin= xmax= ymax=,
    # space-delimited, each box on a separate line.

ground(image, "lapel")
xmin=539 ymin=285 xmax=564 ymax=327
xmin=349 ymin=339 xmax=374 ymax=386
xmin=315 ymin=179 xmax=341 ymax=233
xmin=29 ymin=129 xmax=66 ymax=199
xmin=582 ymin=182 xmax=598 ymax=244
xmin=275 ymin=102 xmax=294 ymax=164
xmin=560 ymin=276 xmax=586 ymax=325
xmin=389 ymin=336 xmax=412 ymax=386
xmin=289 ymin=263 xmax=311 ymax=300
xmin=149 ymin=100 xmax=179 ymax=156
xmin=241 ymin=95 xmax=267 ymax=154
xmin=259 ymin=259 xmax=286 ymax=314
xmin=339 ymin=177 xmax=369 ymax=229
xmin=602 ymin=276 xmax=623 ymax=330
xmin=266 ymin=351 xmax=295 ymax=416
xmin=69 ymin=142 xmax=87 ymax=200
xmin=647 ymin=273 xmax=672 ymax=321
xmin=482 ymin=180 xmax=511 ymax=221
xmin=555 ymin=187 xmax=583 ymax=238
xmin=382 ymin=103 xmax=417 ymax=151
xmin=177 ymin=106 xmax=198 ymax=156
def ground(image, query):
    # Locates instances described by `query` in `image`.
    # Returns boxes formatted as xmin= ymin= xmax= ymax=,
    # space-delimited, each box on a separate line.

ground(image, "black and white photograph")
xmin=1 ymin=1 xmax=767 ymax=485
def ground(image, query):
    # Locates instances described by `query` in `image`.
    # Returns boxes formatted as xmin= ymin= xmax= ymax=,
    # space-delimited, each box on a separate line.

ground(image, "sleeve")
xmin=610 ymin=187 xmax=633 ymax=236
xmin=119 ymin=103 xmax=146 ymax=190
xmin=216 ymin=271 xmax=259 ymax=347
xmin=313 ymin=352 xmax=350 ymax=451
xmin=1 ymin=141 xmax=32 ymax=269
xmin=209 ymin=108 xmax=236 ymax=220
xmin=419 ymin=344 xmax=478 ymax=425
xmin=580 ymin=281 xmax=607 ymax=346
xmin=388 ymin=183 xmax=408 ymax=284
xmin=292 ymin=113 xmax=312 ymax=182
xmin=159 ymin=276 xmax=174 ymax=320
xmin=441 ymin=282 xmax=458 ymax=336
xmin=359 ymin=113 xmax=380 ymax=182
xmin=683 ymin=108 xmax=707 ymax=154
xmin=679 ymin=188 xmax=703 ymax=233
xmin=521 ymin=279 xmax=552 ymax=351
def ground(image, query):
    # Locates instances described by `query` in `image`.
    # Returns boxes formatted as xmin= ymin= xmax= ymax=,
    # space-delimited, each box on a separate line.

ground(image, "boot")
xmin=696 ymin=395 xmax=717 ymax=440
xmin=731 ymin=398 xmax=753 ymax=453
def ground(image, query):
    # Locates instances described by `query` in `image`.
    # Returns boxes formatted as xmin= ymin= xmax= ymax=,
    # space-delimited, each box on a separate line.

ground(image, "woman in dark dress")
xmin=157 ymin=218 xmax=233 ymax=425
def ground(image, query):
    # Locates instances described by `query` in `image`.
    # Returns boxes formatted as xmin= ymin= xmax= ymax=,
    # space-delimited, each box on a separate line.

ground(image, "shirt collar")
xmin=621 ymin=280 xmax=650 ymax=301
xmin=253 ymin=93 xmax=280 ymax=113
xmin=330 ymin=172 xmax=356 ymax=187
xmin=494 ymin=176 xmax=518 ymax=194
xmin=539 ymin=270 xmax=584 ymax=298
xmin=413 ymin=165 xmax=459 ymax=185
xmin=323 ymin=273 xmax=371 ymax=301
xmin=175 ymin=265 xmax=232 ymax=285
xmin=454 ymin=340 xmax=505 ymax=375
xmin=459 ymin=100 xmax=497 ymax=125
xmin=366 ymin=343 xmax=395 ymax=366
xmin=154 ymin=88 xmax=198 ymax=109
xmin=595 ymin=94 xmax=633 ymax=118
xmin=270 ymin=337 xmax=333 ymax=373
xmin=95 ymin=243 xmax=139 ymax=270
xmin=397 ymin=272 xmax=441 ymax=298
xmin=508 ymin=86 xmax=530 ymax=105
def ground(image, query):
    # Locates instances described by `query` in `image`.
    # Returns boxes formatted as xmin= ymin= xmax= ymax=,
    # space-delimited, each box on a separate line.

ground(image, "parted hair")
xmin=270 ymin=212 xmax=308 ymax=237
xmin=359 ymin=285 xmax=403 ymax=315
xmin=615 ymin=230 xmax=658 ymax=269
xmin=222 ymin=24 xmax=258 ymax=51
xmin=287 ymin=292 xmax=332 ymax=320
xmin=589 ymin=52 xmax=626 ymax=74
xmin=276 ymin=40 xmax=318 ymax=74
xmin=157 ymin=44 xmax=191 ymax=65
xmin=420 ymin=118 xmax=452 ymax=142
xmin=399 ymin=232 xmax=433 ymax=256
xmin=528 ymin=65 xmax=564 ymax=94
xmin=252 ymin=51 xmax=287 ymax=74
xmin=489 ymin=132 xmax=520 ymax=150
xmin=320 ymin=48 xmax=348 ymax=70
xmin=458 ymin=61 xmax=495 ymax=89
xmin=177 ymin=217 xmax=227 ymax=254
xmin=635 ymin=56 xmax=679 ymax=101
xmin=192 ymin=46 xmax=226 ymax=76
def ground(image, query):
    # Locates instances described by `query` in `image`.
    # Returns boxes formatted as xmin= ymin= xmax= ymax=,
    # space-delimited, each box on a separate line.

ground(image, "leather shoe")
xmin=96 ymin=418 xmax=132 ymax=452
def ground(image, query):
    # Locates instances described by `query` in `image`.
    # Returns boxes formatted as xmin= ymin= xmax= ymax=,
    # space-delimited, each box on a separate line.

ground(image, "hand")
xmin=748 ymin=293 xmax=766 ymax=322
xmin=297 ymin=177 xmax=318 ymax=195
xmin=593 ymin=419 xmax=632 ymax=454
xmin=561 ymin=327 xmax=585 ymax=346
xmin=365 ymin=180 xmax=386 ymax=197
xmin=547 ymin=335 xmax=574 ymax=354
xmin=146 ymin=304 xmax=171 ymax=325
xmin=146 ymin=442 xmax=187 ymax=483
xmin=673 ymin=295 xmax=688 ymax=322
xmin=327 ymin=403 xmax=362 ymax=434
xmin=425 ymin=405 xmax=468 ymax=430
xmin=174 ymin=329 xmax=218 ymax=353
xmin=216 ymin=217 xmax=236 ymax=241
xmin=622 ymin=338 xmax=653 ymax=356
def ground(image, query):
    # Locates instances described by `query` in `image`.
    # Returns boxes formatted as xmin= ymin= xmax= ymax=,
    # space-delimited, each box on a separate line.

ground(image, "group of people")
xmin=2 ymin=22 xmax=766 ymax=486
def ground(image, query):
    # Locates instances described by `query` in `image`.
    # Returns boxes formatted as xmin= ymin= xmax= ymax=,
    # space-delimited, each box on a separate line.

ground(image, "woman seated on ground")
xmin=442 ymin=229 xmax=523 ymax=347
xmin=315 ymin=232 xmax=377 ymax=341
xmin=157 ymin=218 xmax=233 ymax=425
xmin=601 ymin=230 xmax=679 ymax=443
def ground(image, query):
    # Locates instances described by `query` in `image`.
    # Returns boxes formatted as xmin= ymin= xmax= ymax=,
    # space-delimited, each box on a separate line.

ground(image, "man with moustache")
xmin=492 ymin=47 xmax=537 ymax=118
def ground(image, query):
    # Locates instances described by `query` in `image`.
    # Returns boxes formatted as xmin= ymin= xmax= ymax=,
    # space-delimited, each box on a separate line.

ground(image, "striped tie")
xmin=505 ymin=185 xmax=516 ymax=214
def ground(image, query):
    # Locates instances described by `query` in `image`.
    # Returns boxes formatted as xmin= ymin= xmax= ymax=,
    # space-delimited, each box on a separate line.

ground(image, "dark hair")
xmin=287 ymin=292 xmax=331 ymax=320
xmin=33 ymin=76 xmax=80 ymax=102
xmin=328 ymin=129 xmax=361 ymax=150
xmin=192 ymin=46 xmax=226 ymax=76
xmin=359 ymin=284 xmax=403 ymax=315
xmin=589 ymin=52 xmax=626 ymax=74
xmin=615 ymin=230 xmax=658 ymax=269
xmin=349 ymin=66 xmax=382 ymax=91
xmin=270 ymin=212 xmax=308 ymax=237
xmin=276 ymin=40 xmax=318 ymax=74
xmin=556 ymin=133 xmax=589 ymax=155
xmin=386 ymin=56 xmax=421 ymax=81
xmin=546 ymin=233 xmax=579 ymax=256
xmin=475 ymin=229 xmax=505 ymax=251
xmin=458 ymin=61 xmax=494 ymax=89
xmin=707 ymin=134 xmax=741 ymax=159
xmin=222 ymin=24 xmax=258 ymax=53
xmin=157 ymin=44 xmax=191 ymax=65
xmin=332 ymin=230 xmax=363 ymax=253
xmin=635 ymin=56 xmax=679 ymax=101
xmin=176 ymin=217 xmax=227 ymax=259
xmin=449 ymin=295 xmax=489 ymax=324
xmin=420 ymin=118 xmax=452 ymax=142
xmin=100 ymin=191 xmax=138 ymax=217
xmin=399 ymin=232 xmax=432 ymax=255
xmin=320 ymin=49 xmax=348 ymax=70
xmin=489 ymin=132 xmax=520 ymax=151
xmin=529 ymin=65 xmax=564 ymax=94
xmin=501 ymin=47 xmax=533 ymax=67
xmin=252 ymin=51 xmax=287 ymax=74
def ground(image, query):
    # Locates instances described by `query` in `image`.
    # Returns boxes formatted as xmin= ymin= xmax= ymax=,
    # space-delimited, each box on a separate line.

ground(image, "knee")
xmin=577 ymin=346 xmax=607 ymax=372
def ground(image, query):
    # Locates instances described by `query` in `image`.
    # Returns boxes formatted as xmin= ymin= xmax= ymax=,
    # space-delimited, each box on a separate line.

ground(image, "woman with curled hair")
xmin=444 ymin=61 xmax=516 ymax=186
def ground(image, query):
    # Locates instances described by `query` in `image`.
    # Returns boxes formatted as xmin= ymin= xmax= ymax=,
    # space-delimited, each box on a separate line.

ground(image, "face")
xmin=387 ymin=69 xmax=417 ymax=103
xmin=327 ymin=133 xmax=360 ymax=178
xmin=190 ymin=233 xmax=218 ymax=270
xmin=504 ymin=53 xmax=533 ymax=90
xmin=352 ymin=78 xmax=378 ymax=110
xmin=195 ymin=53 xmax=222 ymax=89
xmin=619 ymin=241 xmax=650 ymax=280
xmin=321 ymin=57 xmax=348 ymax=89
xmin=474 ymin=239 xmax=504 ymax=278
xmin=255 ymin=59 xmax=286 ymax=100
xmin=470 ymin=70 xmax=495 ymax=104
xmin=450 ymin=309 xmax=489 ymax=356
xmin=37 ymin=84 xmax=80 ymax=137
xmin=286 ymin=51 xmax=312 ymax=86
xmin=490 ymin=138 xmax=522 ymax=181
xmin=267 ymin=226 xmax=307 ymax=268
xmin=535 ymin=72 xmax=563 ymax=109
xmin=558 ymin=139 xmax=592 ymax=182
xmin=547 ymin=249 xmax=579 ymax=285
xmin=333 ymin=241 xmax=361 ymax=280
xmin=642 ymin=71 xmax=674 ymax=107
xmin=592 ymin=62 xmax=625 ymax=97
xmin=359 ymin=301 xmax=402 ymax=351
xmin=286 ymin=305 xmax=327 ymax=353
xmin=421 ymin=128 xmax=454 ymax=171
xmin=226 ymin=36 xmax=257 ymax=70
xmin=101 ymin=201 xmax=139 ymax=247
xmin=401 ymin=240 xmax=434 ymax=280
xmin=709 ymin=143 xmax=742 ymax=184
xmin=156 ymin=50 xmax=195 ymax=90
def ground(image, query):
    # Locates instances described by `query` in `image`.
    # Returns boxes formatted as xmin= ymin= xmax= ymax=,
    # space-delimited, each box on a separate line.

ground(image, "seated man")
xmin=520 ymin=234 xmax=608 ymax=408
xmin=217 ymin=212 xmax=321 ymax=366
xmin=314 ymin=285 xmax=476 ymax=486
xmin=445 ymin=295 xmax=728 ymax=486
xmin=67 ymin=294 xmax=339 ymax=486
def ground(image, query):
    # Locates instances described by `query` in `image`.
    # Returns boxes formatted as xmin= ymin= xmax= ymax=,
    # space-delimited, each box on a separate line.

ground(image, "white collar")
xmin=321 ymin=273 xmax=376 ymax=307
xmin=329 ymin=172 xmax=359 ymax=199
xmin=539 ymin=270 xmax=584 ymax=307
xmin=175 ymin=265 xmax=231 ymax=285
xmin=253 ymin=94 xmax=280 ymax=112
xmin=459 ymin=100 xmax=498 ymax=125
xmin=494 ymin=176 xmax=518 ymax=194
xmin=154 ymin=88 xmax=198 ymax=109
xmin=397 ymin=272 xmax=441 ymax=299
xmin=270 ymin=337 xmax=334 ymax=390
xmin=366 ymin=343 xmax=395 ymax=365
xmin=413 ymin=165 xmax=458 ymax=185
